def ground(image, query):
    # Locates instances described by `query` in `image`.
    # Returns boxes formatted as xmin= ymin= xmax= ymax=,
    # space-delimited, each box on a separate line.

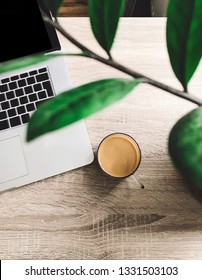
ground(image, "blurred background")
xmin=58 ymin=0 xmax=169 ymax=17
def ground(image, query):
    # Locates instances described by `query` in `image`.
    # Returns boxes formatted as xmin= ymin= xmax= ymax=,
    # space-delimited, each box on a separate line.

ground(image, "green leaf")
xmin=27 ymin=78 xmax=139 ymax=142
xmin=0 ymin=53 xmax=84 ymax=75
xmin=0 ymin=54 xmax=58 ymax=75
xmin=43 ymin=0 xmax=63 ymax=17
xmin=88 ymin=0 xmax=125 ymax=55
xmin=169 ymin=107 xmax=202 ymax=196
xmin=166 ymin=0 xmax=202 ymax=91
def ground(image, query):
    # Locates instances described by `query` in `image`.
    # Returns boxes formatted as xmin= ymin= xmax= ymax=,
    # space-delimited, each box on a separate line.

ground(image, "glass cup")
xmin=97 ymin=133 xmax=141 ymax=178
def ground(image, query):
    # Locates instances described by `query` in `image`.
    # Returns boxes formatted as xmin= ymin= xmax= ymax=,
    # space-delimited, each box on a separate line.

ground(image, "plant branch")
xmin=43 ymin=14 xmax=202 ymax=106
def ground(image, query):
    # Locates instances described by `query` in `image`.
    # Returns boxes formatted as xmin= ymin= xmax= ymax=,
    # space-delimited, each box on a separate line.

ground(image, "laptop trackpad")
xmin=0 ymin=136 xmax=28 ymax=183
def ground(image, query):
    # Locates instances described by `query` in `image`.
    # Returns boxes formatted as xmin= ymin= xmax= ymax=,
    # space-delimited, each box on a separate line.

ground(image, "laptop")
xmin=0 ymin=0 xmax=94 ymax=192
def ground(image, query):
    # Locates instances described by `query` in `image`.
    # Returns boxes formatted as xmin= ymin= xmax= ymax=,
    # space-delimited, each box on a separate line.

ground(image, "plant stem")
xmin=43 ymin=14 xmax=202 ymax=106
xmin=86 ymin=55 xmax=202 ymax=106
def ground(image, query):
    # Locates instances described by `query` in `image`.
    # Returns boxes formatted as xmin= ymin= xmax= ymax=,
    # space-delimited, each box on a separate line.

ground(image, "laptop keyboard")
xmin=0 ymin=67 xmax=54 ymax=131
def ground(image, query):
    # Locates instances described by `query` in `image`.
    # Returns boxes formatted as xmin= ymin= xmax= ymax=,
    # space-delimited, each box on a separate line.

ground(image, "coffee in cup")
xmin=97 ymin=133 xmax=141 ymax=178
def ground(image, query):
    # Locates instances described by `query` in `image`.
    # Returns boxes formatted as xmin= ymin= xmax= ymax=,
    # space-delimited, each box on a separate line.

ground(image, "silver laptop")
xmin=0 ymin=0 xmax=94 ymax=192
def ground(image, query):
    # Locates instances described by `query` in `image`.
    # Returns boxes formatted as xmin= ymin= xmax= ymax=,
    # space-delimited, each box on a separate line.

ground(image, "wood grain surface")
xmin=1 ymin=18 xmax=202 ymax=260
xmin=58 ymin=0 xmax=88 ymax=17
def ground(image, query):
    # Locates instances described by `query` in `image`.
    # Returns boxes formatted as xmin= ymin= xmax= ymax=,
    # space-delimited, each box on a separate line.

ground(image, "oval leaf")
xmin=0 ymin=54 xmax=59 ymax=75
xmin=43 ymin=0 xmax=63 ymax=17
xmin=27 ymin=78 xmax=139 ymax=142
xmin=166 ymin=0 xmax=202 ymax=91
xmin=169 ymin=107 xmax=202 ymax=196
xmin=88 ymin=0 xmax=125 ymax=55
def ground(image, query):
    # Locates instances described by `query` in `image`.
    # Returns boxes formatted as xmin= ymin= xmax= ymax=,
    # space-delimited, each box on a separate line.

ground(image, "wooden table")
xmin=1 ymin=18 xmax=202 ymax=260
xmin=58 ymin=0 xmax=88 ymax=16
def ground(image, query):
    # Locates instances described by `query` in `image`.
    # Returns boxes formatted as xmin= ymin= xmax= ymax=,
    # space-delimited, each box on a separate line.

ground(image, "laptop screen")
xmin=0 ymin=0 xmax=60 ymax=63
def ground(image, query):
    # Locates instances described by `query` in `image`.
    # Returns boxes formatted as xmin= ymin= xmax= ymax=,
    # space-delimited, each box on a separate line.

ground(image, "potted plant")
xmin=3 ymin=0 xmax=202 ymax=199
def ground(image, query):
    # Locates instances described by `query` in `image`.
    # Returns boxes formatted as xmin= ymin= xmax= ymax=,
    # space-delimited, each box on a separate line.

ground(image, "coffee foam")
xmin=98 ymin=133 xmax=141 ymax=178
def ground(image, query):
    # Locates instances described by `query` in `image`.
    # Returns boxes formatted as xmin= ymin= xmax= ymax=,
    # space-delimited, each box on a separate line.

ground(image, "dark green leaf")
xmin=43 ymin=0 xmax=63 ymax=17
xmin=88 ymin=0 xmax=125 ymax=55
xmin=166 ymin=0 xmax=202 ymax=91
xmin=0 ymin=54 xmax=58 ymax=75
xmin=169 ymin=107 xmax=202 ymax=195
xmin=27 ymin=78 xmax=139 ymax=142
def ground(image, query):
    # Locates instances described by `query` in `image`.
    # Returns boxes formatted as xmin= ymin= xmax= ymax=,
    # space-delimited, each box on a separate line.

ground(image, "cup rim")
xmin=97 ymin=132 xmax=142 ymax=179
